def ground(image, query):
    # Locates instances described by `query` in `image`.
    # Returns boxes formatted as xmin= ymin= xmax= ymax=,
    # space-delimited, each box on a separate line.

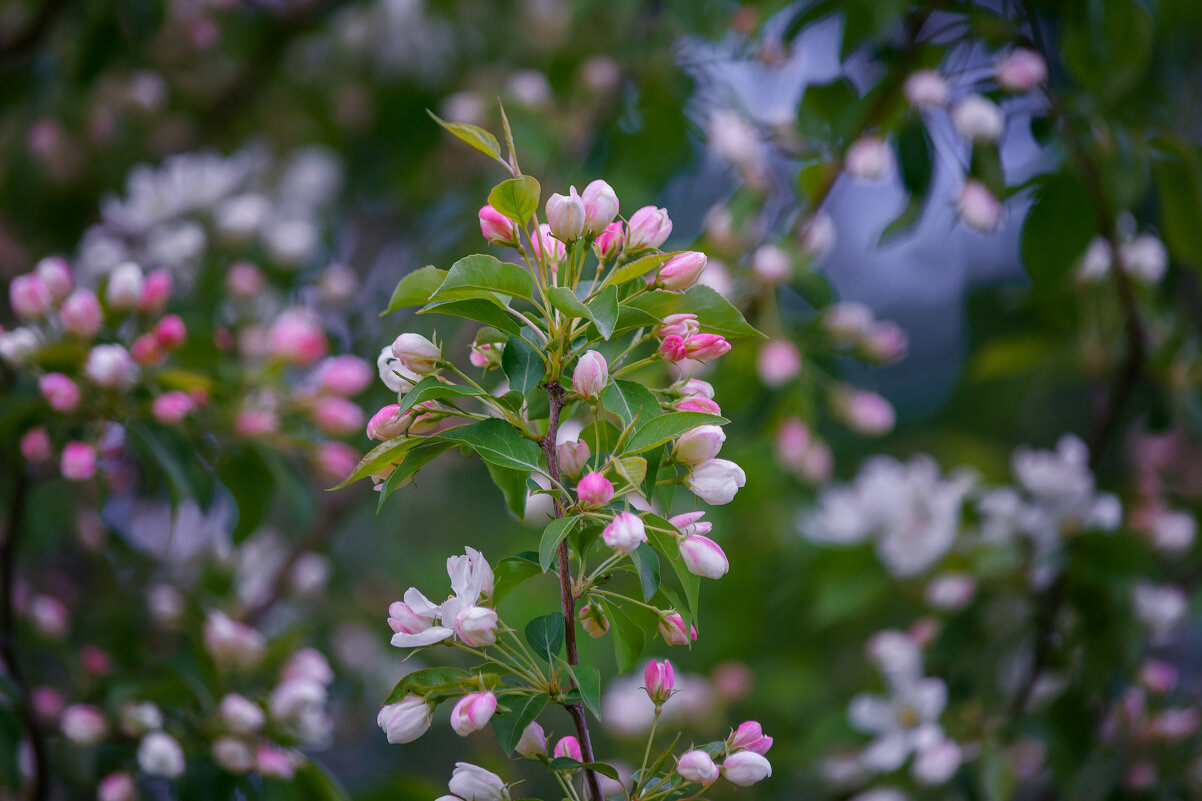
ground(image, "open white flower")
xmin=389 ymin=546 xmax=495 ymax=649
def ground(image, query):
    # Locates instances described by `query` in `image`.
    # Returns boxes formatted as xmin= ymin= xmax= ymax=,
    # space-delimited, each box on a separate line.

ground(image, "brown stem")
xmin=540 ymin=381 xmax=602 ymax=801
xmin=1 ymin=469 xmax=49 ymax=801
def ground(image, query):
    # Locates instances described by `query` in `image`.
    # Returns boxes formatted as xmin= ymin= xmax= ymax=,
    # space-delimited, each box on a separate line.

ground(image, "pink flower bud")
xmin=235 ymin=407 xmax=278 ymax=437
xmin=60 ymin=289 xmax=103 ymax=337
xmin=757 ymin=340 xmax=801 ymax=386
xmin=657 ymin=313 xmax=699 ymax=339
xmin=657 ymin=251 xmax=707 ymax=291
xmin=154 ymin=314 xmax=187 ymax=349
xmin=684 ymin=458 xmax=746 ymax=505
xmin=454 ymin=605 xmax=498 ymax=647
xmin=554 ymin=735 xmax=583 ymax=762
xmin=9 ymin=274 xmax=52 ymax=320
xmin=532 ymin=223 xmax=567 ymax=265
xmin=256 ymin=744 xmax=301 ymax=779
xmin=390 ymin=333 xmax=442 ymax=375
xmin=802 ymin=212 xmax=836 ymax=257
xmin=582 ymin=179 xmax=620 ymax=236
xmin=29 ymin=595 xmax=69 ymax=637
xmin=576 ymin=471 xmax=615 ymax=506
xmin=138 ymin=269 xmax=173 ymax=312
xmin=152 ymin=391 xmax=196 ymax=425
xmin=669 ymin=511 xmax=711 ymax=538
xmin=627 ymin=206 xmax=673 ymax=252
xmin=997 ymin=47 xmax=1047 ymax=92
xmin=388 ymin=600 xmax=436 ymax=636
xmin=376 ymin=695 xmax=432 ymax=744
xmin=106 ymin=262 xmax=144 ymax=311
xmin=578 ymin=604 xmax=609 ymax=638
xmin=212 ymin=737 xmax=255 ymax=773
xmin=658 ymin=335 xmax=687 ymax=362
xmin=573 ymin=350 xmax=608 ymax=398
xmin=845 ymin=136 xmax=893 ymax=181
xmin=268 ymin=309 xmax=328 ymax=366
xmin=957 ymin=179 xmax=1002 ymax=232
xmin=679 ymin=534 xmax=729 ymax=579
xmin=644 ymin=659 xmax=675 ymax=706
xmin=98 ymin=773 xmax=135 ymax=801
xmin=557 ymin=439 xmax=591 ymax=478
xmin=204 ymin=610 xmax=266 ymax=671
xmin=674 ymin=425 xmax=725 ymax=465
xmin=20 ymin=427 xmax=52 ymax=463
xmin=61 ymin=442 xmax=97 ymax=481
xmin=31 ymin=687 xmax=64 ymax=721
xmin=39 ymin=373 xmax=80 ymax=412
xmin=684 ymin=333 xmax=731 ymax=361
xmin=35 ymin=257 xmax=73 ymax=300
xmin=367 ymin=404 xmax=407 ymax=441
xmin=546 ymin=187 xmax=586 ymax=241
xmin=594 ymin=221 xmax=626 ymax=261
xmin=131 ymin=334 xmax=164 ymax=366
xmin=712 ymin=662 xmax=754 ymax=702
xmin=658 ymin=611 xmax=697 ymax=646
xmin=314 ymin=442 xmax=358 ymax=484
xmin=516 ymin=721 xmax=547 ymax=757
xmin=836 ymin=389 xmax=895 ymax=436
xmin=722 ymin=751 xmax=772 ymax=786
xmin=479 ymin=204 xmax=519 ymax=246
xmin=951 ymin=95 xmax=1004 ymax=142
xmin=677 ymin=750 xmax=719 ymax=784
xmin=469 ymin=342 xmax=502 ymax=370
xmin=61 ymin=704 xmax=108 ymax=745
xmin=924 ymin=572 xmax=976 ymax=611
xmin=676 ymin=377 xmax=714 ymax=399
xmin=674 ymin=396 xmax=722 ymax=415
xmin=450 ymin=690 xmax=498 ymax=736
xmin=823 ymin=301 xmax=874 ymax=341
xmin=904 ymin=69 xmax=950 ymax=107
xmin=752 ymin=244 xmax=791 ymax=285
xmin=728 ymin=721 xmax=773 ymax=755
xmin=220 ymin=693 xmax=265 ymax=734
xmin=227 ymin=261 xmax=265 ymax=296
xmin=861 ymin=321 xmax=908 ymax=363
xmin=312 ymin=396 xmax=365 ymax=436
xmin=603 ymin=511 xmax=647 ymax=554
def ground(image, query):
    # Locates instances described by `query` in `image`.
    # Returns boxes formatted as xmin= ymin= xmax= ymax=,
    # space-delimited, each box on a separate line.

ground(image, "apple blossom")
xmin=60 ymin=289 xmax=103 ymax=337
xmin=862 ymin=321 xmax=908 ymax=363
xmin=627 ymin=205 xmax=673 ymax=252
xmin=557 ymin=439 xmax=591 ymax=478
xmin=447 ymin=762 xmax=509 ymax=801
xmin=204 ymin=610 xmax=266 ymax=670
xmin=577 ymin=471 xmax=614 ymax=506
xmin=98 ymin=773 xmax=135 ymax=801
xmin=657 ymin=250 xmax=707 ymax=290
xmin=377 ymin=695 xmax=433 ymax=744
xmin=268 ymin=309 xmax=328 ymax=366
xmin=904 ymin=69 xmax=950 ymax=107
xmin=675 ymin=396 xmax=721 ymax=415
xmin=679 ymin=534 xmax=729 ymax=579
xmin=913 ymin=739 xmax=962 ymax=785
xmin=152 ymin=391 xmax=196 ymax=424
xmin=517 ymin=721 xmax=547 ymax=757
xmin=454 ymin=604 xmax=499 ymax=647
xmin=997 ymin=47 xmax=1047 ymax=91
xmin=531 ymin=222 xmax=567 ymax=265
xmin=119 ymin=701 xmax=163 ymax=736
xmin=139 ymin=269 xmax=173 ymax=312
xmin=38 ymin=373 xmax=79 ymax=412
xmin=106 ymin=262 xmax=145 ymax=310
xmin=684 ymin=333 xmax=731 ymax=360
xmin=674 ymin=425 xmax=725 ymax=465
xmin=845 ymin=136 xmax=893 ymax=180
xmin=312 ymin=396 xmax=365 ymax=435
xmin=154 ymin=314 xmax=187 ymax=348
xmin=573 ymin=350 xmax=608 ymax=398
xmin=554 ymin=735 xmax=583 ymax=761
xmin=60 ymin=442 xmax=97 ymax=481
xmin=800 ymin=212 xmax=836 ymax=258
xmin=35 ymin=256 xmax=72 ymax=299
xmin=451 ymin=690 xmax=497 ymax=736
xmin=479 ymin=204 xmax=519 ymax=246
xmin=951 ymin=94 xmax=1005 ymax=141
xmin=9 ymin=274 xmax=51 ymax=319
xmin=131 ymin=333 xmax=165 ymax=366
xmin=579 ymin=603 xmax=610 ymax=638
xmin=256 ymin=745 xmax=301 ymax=779
xmin=836 ymin=389 xmax=896 ymax=436
xmin=391 ymin=332 xmax=442 ymax=375
xmin=684 ymin=458 xmax=746 ymax=505
xmin=469 ymin=341 xmax=502 ymax=369
xmin=757 ymin=339 xmax=802 ymax=386
xmin=677 ymin=749 xmax=720 ymax=784
xmin=220 ymin=693 xmax=265 ymax=734
xmin=722 ymin=751 xmax=773 ymax=786
xmin=594 ymin=220 xmax=625 ymax=261
xmin=61 ymin=704 xmax=107 ymax=745
xmin=603 ymin=511 xmax=648 ymax=554
xmin=644 ymin=659 xmax=675 ymax=706
xmin=658 ymin=334 xmax=687 ymax=362
xmin=546 ymin=186 xmax=586 ymax=241
xmin=752 ymin=243 xmax=791 ymax=284
xmin=212 ymin=737 xmax=256 ymax=773
xmin=85 ymin=344 xmax=137 ymax=388
xmin=658 ymin=313 xmax=700 ymax=339
xmin=957 ymin=179 xmax=1003 ymax=232
xmin=581 ymin=179 xmax=620 ymax=236
xmin=658 ymin=611 xmax=697 ymax=646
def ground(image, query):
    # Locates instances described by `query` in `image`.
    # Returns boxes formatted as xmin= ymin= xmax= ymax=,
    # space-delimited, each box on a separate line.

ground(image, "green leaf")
xmin=429 ymin=254 xmax=534 ymax=304
xmin=1020 ymin=171 xmax=1095 ymax=293
xmin=547 ymin=758 xmax=620 ymax=780
xmin=501 ymin=334 xmax=545 ymax=395
xmin=525 ymin=613 xmax=565 ymax=662
xmin=606 ymin=252 xmax=673 ymax=286
xmin=602 ymin=379 xmax=662 ymax=427
xmin=328 ymin=435 xmax=425 ymax=490
xmin=492 ymin=693 xmax=548 ymax=755
xmin=397 ymin=375 xmax=488 ymax=417
xmin=377 ymin=441 xmax=454 ymax=510
xmin=644 ymin=514 xmax=700 ymax=625
xmin=641 ymin=444 xmax=665 ymax=500
xmin=293 ymin=762 xmax=351 ymax=801
xmin=1153 ymin=138 xmax=1202 ymax=270
xmin=797 ymin=78 xmax=860 ymax=143
xmin=381 ymin=266 xmax=447 ymax=316
xmin=623 ymin=412 xmax=728 ymax=455
xmin=427 ymin=110 xmax=501 ymax=159
xmin=488 ymin=176 xmax=541 ymax=225
xmin=588 ymin=285 xmax=620 ymax=340
xmin=609 ymin=304 xmax=663 ymax=337
xmin=548 ymin=286 xmax=595 ymax=322
xmin=418 ymin=298 xmax=522 ymax=336
xmin=606 ymin=601 xmax=647 ymax=672
xmin=791 ymin=270 xmax=837 ymax=309
xmin=878 ymin=195 xmax=925 ymax=246
xmin=631 ymin=543 xmax=661 ymax=602
xmin=438 ymin=418 xmax=544 ymax=473
xmin=384 ymin=667 xmax=472 ymax=704
xmin=539 ymin=517 xmax=580 ymax=572
xmin=566 ymin=662 xmax=602 ymax=718
xmin=615 ymin=456 xmax=647 ymax=487
xmin=625 ymin=285 xmax=763 ymax=339
xmin=896 ymin=117 xmax=933 ymax=196
xmin=484 ymin=462 xmax=530 ymax=519
xmin=493 ymin=552 xmax=541 ymax=605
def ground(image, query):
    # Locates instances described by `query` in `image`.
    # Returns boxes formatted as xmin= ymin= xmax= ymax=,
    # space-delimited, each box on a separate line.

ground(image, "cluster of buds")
xmin=676 ymin=721 xmax=774 ymax=787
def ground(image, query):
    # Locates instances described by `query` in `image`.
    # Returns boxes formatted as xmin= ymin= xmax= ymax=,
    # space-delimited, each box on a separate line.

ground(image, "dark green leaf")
xmin=566 ymin=662 xmax=602 ymax=718
xmin=484 ymin=462 xmax=532 ymax=518
xmin=602 ymin=379 xmax=662 ymax=427
xmin=644 ymin=514 xmax=700 ymax=626
xmin=488 ymin=176 xmax=541 ymax=225
xmin=588 ymin=285 xmax=620 ymax=340
xmin=547 ymin=758 xmax=620 ymax=780
xmin=418 ymin=299 xmax=522 ymax=336
xmin=605 ymin=602 xmax=646 ymax=673
xmin=501 ymin=334 xmax=545 ymax=395
xmin=1154 ymin=138 xmax=1202 ymax=270
xmin=548 ymin=286 xmax=595 ymax=322
xmin=381 ymin=266 xmax=447 ymax=316
xmin=897 ymin=117 xmax=933 ymax=196
xmin=623 ymin=412 xmax=728 ymax=455
xmin=878 ymin=195 xmax=925 ymax=246
xmin=539 ymin=517 xmax=580 ymax=572
xmin=438 ymin=418 xmax=543 ymax=473
xmin=625 ymin=285 xmax=763 ymax=339
xmin=492 ymin=693 xmax=548 ymax=755
xmin=384 ymin=667 xmax=472 ymax=704
xmin=429 ymin=254 xmax=534 ymax=304
xmin=397 ymin=375 xmax=488 ymax=416
xmin=1020 ymin=171 xmax=1095 ymax=293
xmin=328 ymin=435 xmax=425 ymax=490
xmin=377 ymin=442 xmax=454 ymax=510
xmin=493 ymin=552 xmax=541 ymax=605
xmin=427 ymin=110 xmax=502 ymax=159
xmin=631 ymin=544 xmax=662 ymax=602
xmin=525 ymin=613 xmax=565 ymax=662
xmin=797 ymin=78 xmax=860 ymax=143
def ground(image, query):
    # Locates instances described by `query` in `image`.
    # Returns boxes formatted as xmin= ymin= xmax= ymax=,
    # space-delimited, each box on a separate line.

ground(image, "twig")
xmin=539 ymin=381 xmax=602 ymax=801
xmin=1 ymin=469 xmax=49 ymax=801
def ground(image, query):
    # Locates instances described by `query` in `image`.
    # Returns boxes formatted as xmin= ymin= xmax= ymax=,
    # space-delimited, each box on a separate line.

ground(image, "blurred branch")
xmin=0 ymin=0 xmax=70 ymax=63
xmin=1 ymin=469 xmax=49 ymax=801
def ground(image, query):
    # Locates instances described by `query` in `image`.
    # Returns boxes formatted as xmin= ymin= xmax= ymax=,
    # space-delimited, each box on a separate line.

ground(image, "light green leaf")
xmin=615 ymin=456 xmax=647 ymax=487
xmin=493 ymin=552 xmax=541 ymax=605
xmin=623 ymin=412 xmax=728 ymax=455
xmin=438 ymin=418 xmax=543 ymax=473
xmin=492 ymin=694 xmax=548 ymax=755
xmin=548 ymin=286 xmax=595 ymax=321
xmin=606 ymin=252 xmax=674 ymax=286
xmin=566 ymin=662 xmax=602 ymax=718
xmin=327 ymin=435 xmax=425 ymax=490
xmin=602 ymin=379 xmax=662 ymax=427
xmin=489 ymin=176 xmax=541 ymax=225
xmin=427 ymin=110 xmax=501 ymax=159
xmin=539 ymin=517 xmax=580 ymax=572
xmin=397 ymin=375 xmax=488 ymax=416
xmin=501 ymin=334 xmax=545 ymax=395
xmin=381 ymin=266 xmax=447 ymax=316
xmin=525 ymin=613 xmax=565 ymax=662
xmin=429 ymin=254 xmax=534 ymax=304
xmin=384 ymin=666 xmax=473 ymax=704
xmin=588 ymin=285 xmax=620 ymax=340
xmin=625 ymin=285 xmax=763 ymax=339
xmin=604 ymin=601 xmax=646 ymax=672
